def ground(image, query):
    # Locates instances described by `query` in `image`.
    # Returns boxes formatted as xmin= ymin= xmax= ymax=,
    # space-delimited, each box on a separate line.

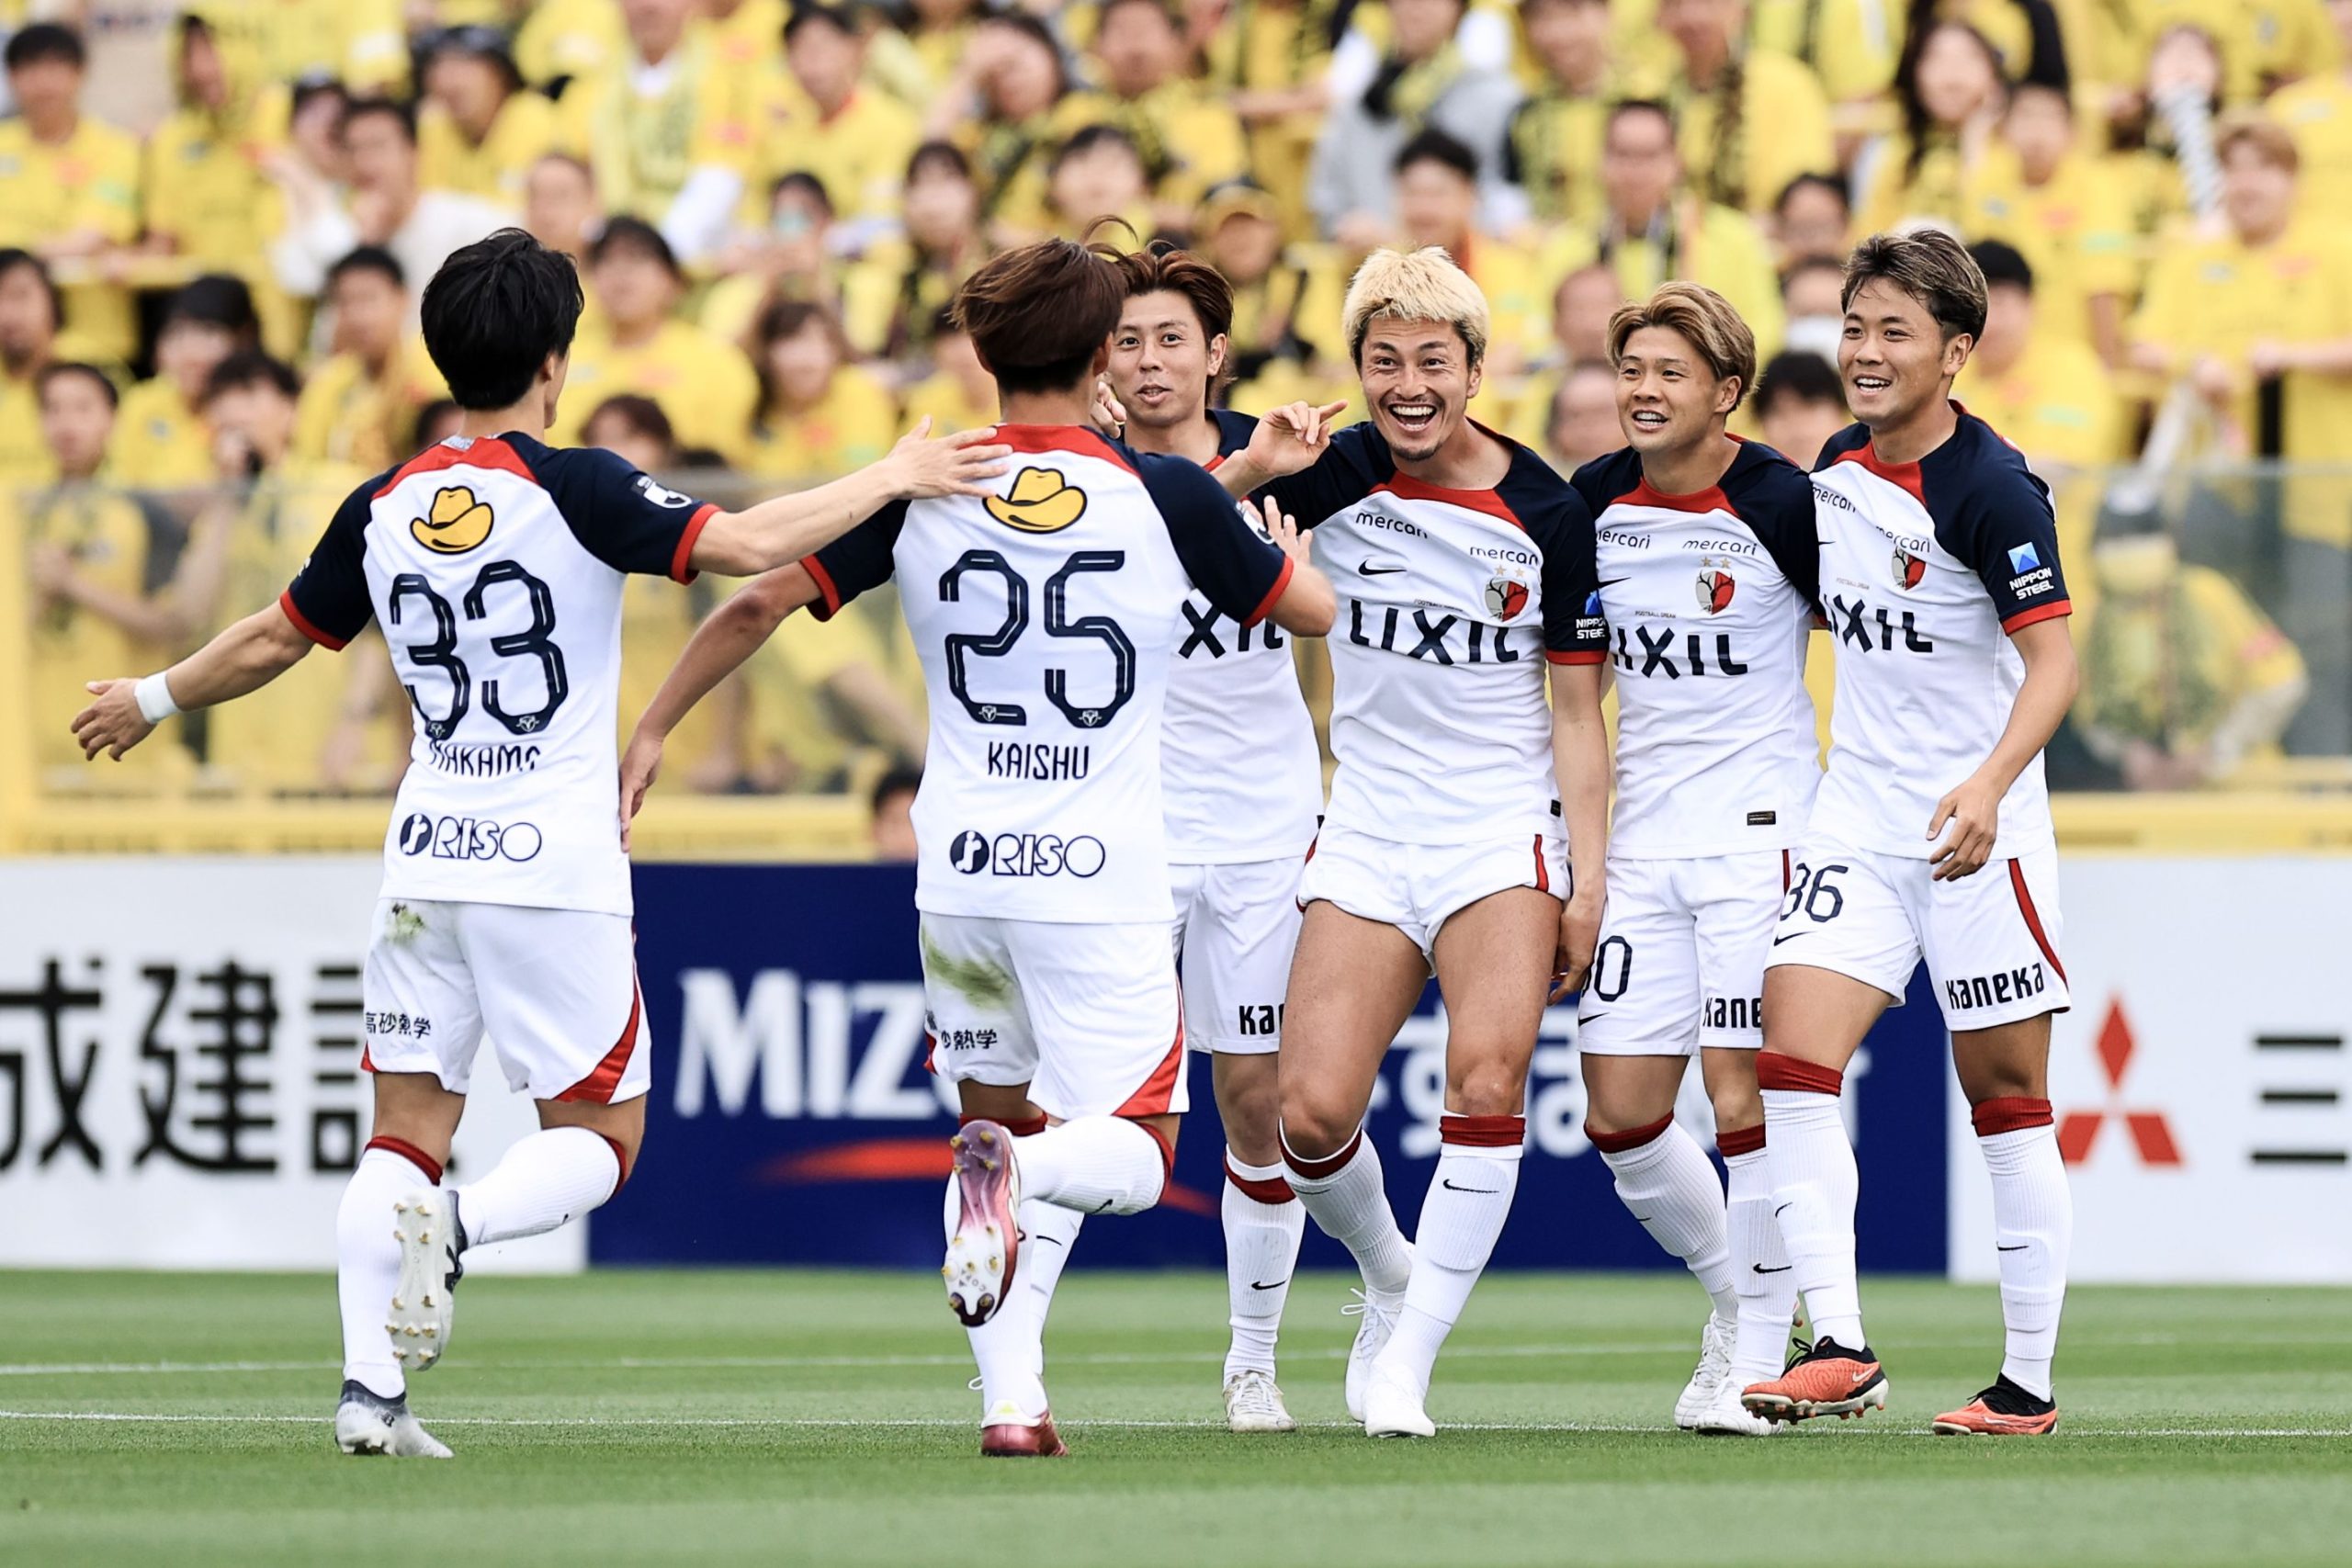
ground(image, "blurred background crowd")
xmin=7 ymin=0 xmax=2351 ymax=822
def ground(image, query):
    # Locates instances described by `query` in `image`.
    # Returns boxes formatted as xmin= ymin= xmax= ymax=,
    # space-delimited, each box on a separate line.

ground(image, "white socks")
xmin=1015 ymin=1115 xmax=1169 ymax=1215
xmin=1377 ymin=1115 xmax=1525 ymax=1398
xmin=1720 ymin=1128 xmax=1799 ymax=1386
xmin=1222 ymin=1153 xmax=1306 ymax=1380
xmin=1975 ymin=1098 xmax=2071 ymax=1400
xmin=338 ymin=1139 xmax=438 ymax=1399
xmin=1758 ymin=1053 xmax=1866 ymax=1350
xmin=1589 ymin=1113 xmax=1738 ymax=1321
xmin=1281 ymin=1126 xmax=1412 ymax=1295
xmin=454 ymin=1125 xmax=623 ymax=1247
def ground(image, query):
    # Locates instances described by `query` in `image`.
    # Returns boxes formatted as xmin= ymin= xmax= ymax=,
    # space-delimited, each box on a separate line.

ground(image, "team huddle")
xmin=70 ymin=216 xmax=2080 ymax=1457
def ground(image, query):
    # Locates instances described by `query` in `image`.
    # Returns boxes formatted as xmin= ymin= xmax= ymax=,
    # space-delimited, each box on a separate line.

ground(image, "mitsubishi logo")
xmin=2056 ymin=999 xmax=2182 ymax=1167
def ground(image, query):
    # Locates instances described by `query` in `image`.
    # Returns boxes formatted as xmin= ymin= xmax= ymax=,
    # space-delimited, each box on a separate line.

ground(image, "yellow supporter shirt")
xmin=733 ymin=364 xmax=900 ymax=479
xmin=1538 ymin=200 xmax=1786 ymax=359
xmin=143 ymin=86 xmax=292 ymax=272
xmin=1859 ymin=135 xmax=1979 ymax=236
xmin=293 ymin=339 xmax=448 ymax=474
xmin=111 ymin=379 xmax=214 ymax=492
xmin=1051 ymin=83 xmax=1250 ymax=213
xmin=418 ymin=91 xmax=563 ymax=208
xmin=0 ymin=368 xmax=49 ymax=483
xmin=1966 ymin=147 xmax=2139 ymax=347
xmin=1505 ymin=88 xmax=1611 ymax=230
xmin=1955 ymin=336 xmax=2129 ymax=471
xmin=19 ymin=483 xmax=186 ymax=780
xmin=900 ymin=370 xmax=998 ymax=435
xmin=551 ymin=320 xmax=763 ymax=457
xmin=559 ymin=28 xmax=769 ymax=220
xmin=1657 ymin=48 xmax=1834 ymax=217
xmin=515 ymin=0 xmax=625 ymax=87
xmin=0 ymin=117 xmax=142 ymax=363
xmin=198 ymin=0 xmax=407 ymax=94
xmin=2267 ymin=73 xmax=2352 ymax=231
xmin=840 ymin=242 xmax=980 ymax=360
xmin=2076 ymin=560 xmax=2307 ymax=761
xmin=752 ymin=86 xmax=922 ymax=223
xmin=1449 ymin=235 xmax=1548 ymax=371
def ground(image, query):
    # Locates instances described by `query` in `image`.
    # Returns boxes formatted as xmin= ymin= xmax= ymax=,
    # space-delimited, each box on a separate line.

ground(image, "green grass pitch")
xmin=2 ymin=1269 xmax=2347 ymax=1566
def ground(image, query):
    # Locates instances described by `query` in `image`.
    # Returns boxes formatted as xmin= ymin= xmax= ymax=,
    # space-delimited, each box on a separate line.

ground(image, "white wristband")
xmin=134 ymin=672 xmax=182 ymax=725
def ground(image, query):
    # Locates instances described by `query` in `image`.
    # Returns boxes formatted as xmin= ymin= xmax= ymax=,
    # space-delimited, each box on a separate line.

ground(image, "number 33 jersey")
xmin=283 ymin=433 xmax=718 ymax=917
xmin=805 ymin=424 xmax=1295 ymax=924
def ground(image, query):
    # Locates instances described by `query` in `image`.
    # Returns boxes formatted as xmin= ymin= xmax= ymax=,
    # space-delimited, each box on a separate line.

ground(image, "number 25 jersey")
xmin=284 ymin=433 xmax=718 ymax=917
xmin=805 ymin=424 xmax=1294 ymax=924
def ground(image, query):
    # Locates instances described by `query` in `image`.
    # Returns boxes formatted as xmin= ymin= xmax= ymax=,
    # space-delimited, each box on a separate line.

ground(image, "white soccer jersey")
xmin=1260 ymin=423 xmax=1606 ymax=846
xmin=805 ymin=423 xmax=1293 ymax=923
xmin=1569 ymin=441 xmax=1821 ymax=858
xmin=1163 ymin=409 xmax=1320 ymax=864
xmin=1807 ymin=408 xmax=2072 ymax=859
xmin=283 ymin=433 xmax=716 ymax=917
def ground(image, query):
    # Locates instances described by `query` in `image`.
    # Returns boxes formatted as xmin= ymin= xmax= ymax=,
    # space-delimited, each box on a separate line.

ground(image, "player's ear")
xmin=1206 ymin=332 xmax=1227 ymax=382
xmin=1715 ymin=376 xmax=1742 ymax=417
xmin=1942 ymin=332 xmax=1974 ymax=378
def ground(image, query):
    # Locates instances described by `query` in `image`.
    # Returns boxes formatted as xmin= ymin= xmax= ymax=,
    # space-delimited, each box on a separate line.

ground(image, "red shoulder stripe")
xmin=373 ymin=435 xmax=537 ymax=499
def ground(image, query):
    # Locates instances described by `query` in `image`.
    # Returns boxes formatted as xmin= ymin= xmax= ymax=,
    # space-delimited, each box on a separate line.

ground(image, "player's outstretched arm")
xmin=688 ymin=419 xmax=1011 ymax=577
xmin=1548 ymin=659 xmax=1610 ymax=1000
xmin=621 ymin=563 xmax=824 ymax=842
xmin=1213 ymin=400 xmax=1350 ymax=498
xmin=1253 ymin=495 xmax=1337 ymax=637
xmin=1928 ymin=616 xmax=2078 ymax=881
xmin=73 ymin=601 xmax=316 ymax=761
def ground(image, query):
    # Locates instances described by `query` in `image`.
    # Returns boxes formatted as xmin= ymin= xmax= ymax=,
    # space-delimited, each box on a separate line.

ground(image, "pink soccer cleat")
xmin=944 ymin=1119 xmax=1022 ymax=1327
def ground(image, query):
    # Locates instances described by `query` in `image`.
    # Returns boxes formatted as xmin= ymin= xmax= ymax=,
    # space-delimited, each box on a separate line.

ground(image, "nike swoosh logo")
xmin=1774 ymin=1201 xmax=1793 ymax=1218
xmin=1771 ymin=931 xmax=1813 ymax=945
xmin=1996 ymin=1243 xmax=2029 ymax=1252
xmin=1576 ymin=1012 xmax=1607 ymax=1026
xmin=1752 ymin=1263 xmax=1793 ymax=1274
xmin=1357 ymin=562 xmax=1407 ymax=577
xmin=1442 ymin=1180 xmax=1501 ymax=1193
xmin=1249 ymin=1279 xmax=1289 ymax=1292
xmin=1596 ymin=577 xmax=1629 ymax=589
xmin=1033 ymin=1235 xmax=1066 ymax=1248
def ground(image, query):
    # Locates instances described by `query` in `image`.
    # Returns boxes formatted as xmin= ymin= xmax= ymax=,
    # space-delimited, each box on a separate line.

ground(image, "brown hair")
xmin=1840 ymin=228 xmax=1988 ymax=340
xmin=953 ymin=237 xmax=1127 ymax=395
xmin=2215 ymin=110 xmax=2299 ymax=174
xmin=1605 ymin=281 xmax=1759 ymax=411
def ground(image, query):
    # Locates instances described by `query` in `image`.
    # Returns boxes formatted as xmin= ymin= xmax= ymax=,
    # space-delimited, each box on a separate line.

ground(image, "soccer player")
xmin=1739 ymin=230 xmax=2079 ymax=1435
xmin=620 ymin=238 xmax=1335 ymax=1456
xmin=1565 ymin=283 xmax=1820 ymax=1438
xmin=68 ymin=228 xmax=1011 ymax=1459
xmin=1212 ymin=247 xmax=1611 ymax=1438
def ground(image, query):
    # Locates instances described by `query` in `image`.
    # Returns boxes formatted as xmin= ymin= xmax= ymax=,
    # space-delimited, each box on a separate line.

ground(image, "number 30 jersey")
xmin=283 ymin=433 xmax=718 ymax=917
xmin=806 ymin=424 xmax=1294 ymax=925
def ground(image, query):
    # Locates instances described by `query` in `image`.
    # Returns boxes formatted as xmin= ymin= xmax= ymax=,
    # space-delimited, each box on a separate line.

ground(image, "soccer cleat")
xmin=1740 ymin=1336 xmax=1888 ymax=1423
xmin=944 ymin=1121 xmax=1021 ymax=1327
xmin=1222 ymin=1368 xmax=1297 ymax=1434
xmin=1692 ymin=1376 xmax=1783 ymax=1438
xmin=334 ymin=1380 xmax=452 ymax=1459
xmin=979 ymin=1402 xmax=1068 ymax=1458
xmin=1673 ymin=1312 xmax=1737 ymax=1429
xmin=1341 ymin=1243 xmax=1414 ymax=1423
xmin=1360 ymin=1361 xmax=1435 ymax=1438
xmin=1933 ymin=1375 xmax=2060 ymax=1436
xmin=387 ymin=1190 xmax=465 ymax=1372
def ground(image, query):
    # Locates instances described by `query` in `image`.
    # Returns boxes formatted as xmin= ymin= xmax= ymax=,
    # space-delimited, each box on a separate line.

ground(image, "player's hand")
xmin=72 ymin=679 xmax=155 ymax=761
xmin=619 ymin=728 xmax=664 ymax=852
xmin=1927 ymin=774 xmax=2000 ymax=880
xmin=1256 ymin=495 xmax=1309 ymax=566
xmin=884 ymin=416 xmax=1013 ymax=500
xmin=1090 ymin=375 xmax=1128 ymax=437
xmin=1245 ymin=400 xmax=1348 ymax=479
xmin=1551 ymin=890 xmax=1602 ymax=1002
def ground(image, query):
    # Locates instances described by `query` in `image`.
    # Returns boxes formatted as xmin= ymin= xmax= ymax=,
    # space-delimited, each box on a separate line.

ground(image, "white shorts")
xmin=1577 ymin=850 xmax=1792 ymax=1057
xmin=1298 ymin=821 xmax=1569 ymax=966
xmin=1762 ymin=836 xmax=2071 ymax=1032
xmin=919 ymin=913 xmax=1189 ymax=1121
xmin=1172 ymin=858 xmax=1303 ymax=1056
xmin=361 ymin=897 xmax=649 ymax=1103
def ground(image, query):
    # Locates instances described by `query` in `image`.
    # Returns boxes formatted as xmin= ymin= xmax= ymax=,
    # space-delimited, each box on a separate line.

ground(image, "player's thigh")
xmin=1761 ymin=844 xmax=1917 ymax=1070
xmin=1280 ymin=899 xmax=1429 ymax=1154
xmin=362 ymin=898 xmax=487 ymax=1123
xmin=1179 ymin=858 xmax=1302 ymax=1056
xmin=1919 ymin=844 xmax=2072 ymax=1037
xmin=918 ymin=913 xmax=1042 ymax=1098
xmin=1430 ymin=885 xmax=1561 ymax=1114
xmin=462 ymin=905 xmax=650 ymax=1106
xmin=1001 ymin=918 xmax=1187 ymax=1122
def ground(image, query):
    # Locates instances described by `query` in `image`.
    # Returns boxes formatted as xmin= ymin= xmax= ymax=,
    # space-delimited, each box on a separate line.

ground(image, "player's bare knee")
xmin=1708 ymin=1076 xmax=1763 ymax=1132
xmin=1444 ymin=1059 xmax=1527 ymax=1119
xmin=1277 ymin=1089 xmax=1358 ymax=1164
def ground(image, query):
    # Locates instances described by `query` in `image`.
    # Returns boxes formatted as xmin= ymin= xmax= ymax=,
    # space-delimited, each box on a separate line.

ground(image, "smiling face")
xmin=1107 ymin=288 xmax=1224 ymax=434
xmin=1839 ymin=276 xmax=1970 ymax=431
xmin=1615 ymin=323 xmax=1736 ymax=458
xmin=1359 ymin=317 xmax=1479 ymax=461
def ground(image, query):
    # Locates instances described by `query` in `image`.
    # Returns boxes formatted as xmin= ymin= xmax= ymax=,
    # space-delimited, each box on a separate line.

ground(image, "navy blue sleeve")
xmin=1251 ymin=423 xmax=1384 ymax=529
xmin=1208 ymin=408 xmax=1259 ymax=458
xmin=1140 ymin=450 xmax=1294 ymax=626
xmin=540 ymin=446 xmax=718 ymax=582
xmin=1934 ymin=446 xmax=2070 ymax=633
xmin=803 ymin=501 xmax=911 ymax=621
xmin=1729 ymin=446 xmax=1823 ymax=615
xmin=1502 ymin=456 xmax=1606 ymax=663
xmin=1566 ymin=449 xmax=1639 ymax=520
xmin=280 ymin=477 xmax=380 ymax=650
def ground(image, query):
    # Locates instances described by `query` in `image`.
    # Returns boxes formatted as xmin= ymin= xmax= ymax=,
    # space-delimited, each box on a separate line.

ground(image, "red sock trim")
xmin=1443 ymin=1113 xmax=1526 ymax=1148
xmin=1973 ymin=1095 xmax=2054 ymax=1137
xmin=1584 ymin=1112 xmax=1672 ymax=1155
xmin=366 ymin=1134 xmax=442 ymax=1185
xmin=1136 ymin=1121 xmax=1177 ymax=1180
xmin=962 ymin=1112 xmax=1049 ymax=1139
xmin=1715 ymin=1123 xmax=1768 ymax=1158
xmin=1281 ymin=1125 xmax=1362 ymax=1181
xmin=1225 ymin=1157 xmax=1295 ymax=1205
xmin=1756 ymin=1051 xmax=1844 ymax=1097
xmin=597 ymin=1133 xmax=631 ymax=1194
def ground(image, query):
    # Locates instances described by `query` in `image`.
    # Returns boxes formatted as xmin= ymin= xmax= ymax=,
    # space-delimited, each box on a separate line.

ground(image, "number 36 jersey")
xmin=283 ymin=433 xmax=718 ymax=917
xmin=805 ymin=424 xmax=1294 ymax=925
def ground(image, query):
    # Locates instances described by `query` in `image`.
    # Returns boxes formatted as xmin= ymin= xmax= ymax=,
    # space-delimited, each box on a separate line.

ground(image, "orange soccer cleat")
xmin=1933 ymin=1377 xmax=2060 ymax=1436
xmin=981 ymin=1410 xmax=1069 ymax=1458
xmin=1740 ymin=1337 xmax=1889 ymax=1423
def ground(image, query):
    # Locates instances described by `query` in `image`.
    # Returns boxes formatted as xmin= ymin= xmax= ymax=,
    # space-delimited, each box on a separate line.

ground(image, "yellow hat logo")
xmin=411 ymin=485 xmax=495 ymax=554
xmin=984 ymin=467 xmax=1088 ymax=534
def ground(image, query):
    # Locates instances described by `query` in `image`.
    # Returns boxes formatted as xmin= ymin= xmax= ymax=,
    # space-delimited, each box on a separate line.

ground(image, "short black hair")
xmin=907 ymin=140 xmax=971 ymax=185
xmin=1969 ymin=238 xmax=2034 ymax=294
xmin=582 ymin=392 xmax=674 ymax=450
xmin=869 ymin=764 xmax=922 ymax=815
xmin=1753 ymin=350 xmax=1847 ymax=417
xmin=1048 ymin=122 xmax=1141 ymax=177
xmin=6 ymin=22 xmax=85 ymax=73
xmin=0 ymin=246 xmax=62 ymax=325
xmin=1395 ymin=126 xmax=1479 ymax=182
xmin=784 ymin=1 xmax=861 ymax=42
xmin=163 ymin=274 xmax=259 ymax=338
xmin=342 ymin=95 xmax=418 ymax=145
xmin=37 ymin=360 xmax=117 ymax=409
xmin=420 ymin=228 xmax=585 ymax=410
xmin=202 ymin=350 xmax=301 ymax=406
xmin=1605 ymin=98 xmax=1676 ymax=141
xmin=588 ymin=215 xmax=683 ymax=279
xmin=327 ymin=245 xmax=406 ymax=291
xmin=770 ymin=169 xmax=834 ymax=214
xmin=413 ymin=397 xmax=461 ymax=447
xmin=1774 ymin=171 xmax=1851 ymax=217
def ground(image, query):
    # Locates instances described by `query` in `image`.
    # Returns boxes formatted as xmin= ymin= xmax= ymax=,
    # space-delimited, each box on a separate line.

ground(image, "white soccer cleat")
xmin=1674 ymin=1312 xmax=1736 ymax=1429
xmin=1223 ymin=1368 xmax=1297 ymax=1434
xmin=1692 ymin=1375 xmax=1783 ymax=1438
xmin=944 ymin=1121 xmax=1022 ymax=1326
xmin=334 ymin=1381 xmax=452 ymax=1459
xmin=1360 ymin=1360 xmax=1435 ymax=1438
xmin=388 ymin=1190 xmax=464 ymax=1372
xmin=1340 ymin=1249 xmax=1414 ymax=1424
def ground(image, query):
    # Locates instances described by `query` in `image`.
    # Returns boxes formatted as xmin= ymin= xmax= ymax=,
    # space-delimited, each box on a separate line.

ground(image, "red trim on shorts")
xmin=597 ymin=1133 xmax=631 ymax=1193
xmin=1282 ymin=1125 xmax=1361 ymax=1180
xmin=359 ymin=1043 xmax=376 ymax=1074
xmin=2007 ymin=859 xmax=2067 ymax=982
xmin=1972 ymin=1096 xmax=2054 ymax=1138
xmin=1716 ymin=1124 xmax=1768 ymax=1158
xmin=1442 ymin=1113 xmax=1526 ymax=1148
xmin=669 ymin=502 xmax=718 ymax=583
xmin=1781 ymin=849 xmax=1792 ymax=893
xmin=1240 ymin=553 xmax=1295 ymax=628
xmin=963 ymin=1112 xmax=1049 ymax=1139
xmin=2002 ymin=600 xmax=2072 ymax=634
xmin=800 ymin=552 xmax=844 ymax=619
xmin=1113 ymin=1008 xmax=1188 ymax=1118
xmin=1757 ymin=1051 xmax=1844 ymax=1097
xmin=1139 ymin=1122 xmax=1177 ymax=1179
xmin=1531 ymin=833 xmax=1550 ymax=894
xmin=555 ymin=977 xmax=644 ymax=1104
xmin=1584 ymin=1113 xmax=1672 ymax=1154
xmin=277 ymin=589 xmax=350 ymax=650
xmin=367 ymin=1134 xmax=443 ymax=1185
xmin=1225 ymin=1157 xmax=1295 ymax=1204
xmin=373 ymin=434 xmax=536 ymax=499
